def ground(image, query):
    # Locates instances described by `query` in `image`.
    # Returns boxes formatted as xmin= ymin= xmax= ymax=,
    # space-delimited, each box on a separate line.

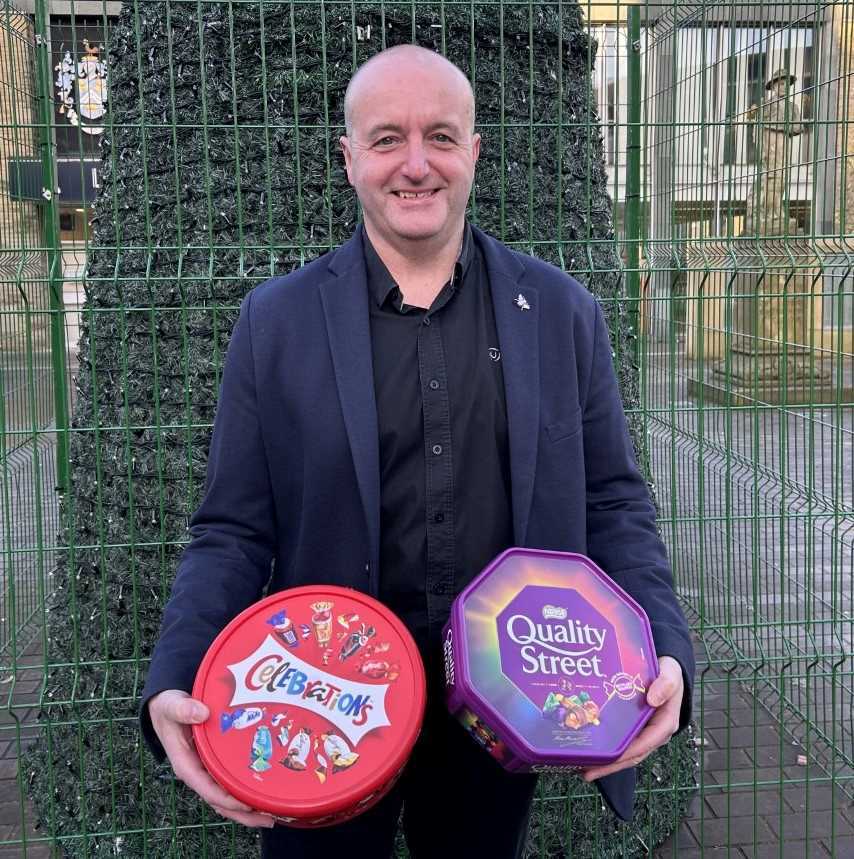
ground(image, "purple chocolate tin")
xmin=443 ymin=548 xmax=659 ymax=771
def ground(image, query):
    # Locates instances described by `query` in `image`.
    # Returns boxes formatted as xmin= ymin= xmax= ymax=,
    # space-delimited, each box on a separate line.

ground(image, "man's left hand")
xmin=582 ymin=655 xmax=684 ymax=782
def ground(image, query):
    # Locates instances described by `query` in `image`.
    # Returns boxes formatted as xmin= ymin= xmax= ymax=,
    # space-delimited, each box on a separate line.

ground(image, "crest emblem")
xmin=55 ymin=39 xmax=108 ymax=136
xmin=515 ymin=293 xmax=531 ymax=311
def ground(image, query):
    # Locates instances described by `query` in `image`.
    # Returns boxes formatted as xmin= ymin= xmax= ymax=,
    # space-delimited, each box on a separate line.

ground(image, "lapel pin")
xmin=515 ymin=293 xmax=531 ymax=311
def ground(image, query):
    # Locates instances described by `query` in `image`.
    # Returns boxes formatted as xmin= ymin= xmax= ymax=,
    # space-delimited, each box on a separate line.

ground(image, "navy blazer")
xmin=141 ymin=226 xmax=695 ymax=822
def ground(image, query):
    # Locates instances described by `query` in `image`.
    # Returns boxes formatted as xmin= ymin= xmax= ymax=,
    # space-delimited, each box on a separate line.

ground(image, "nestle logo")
xmin=542 ymin=605 xmax=567 ymax=620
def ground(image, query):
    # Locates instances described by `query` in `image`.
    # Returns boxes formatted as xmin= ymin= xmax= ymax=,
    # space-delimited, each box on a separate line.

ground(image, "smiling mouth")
xmin=393 ymin=190 xmax=439 ymax=199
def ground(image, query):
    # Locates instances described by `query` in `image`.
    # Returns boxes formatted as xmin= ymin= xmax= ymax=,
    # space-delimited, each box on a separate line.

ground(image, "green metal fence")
xmin=640 ymin=1 xmax=854 ymax=854
xmin=0 ymin=0 xmax=852 ymax=856
xmin=0 ymin=7 xmax=65 ymax=662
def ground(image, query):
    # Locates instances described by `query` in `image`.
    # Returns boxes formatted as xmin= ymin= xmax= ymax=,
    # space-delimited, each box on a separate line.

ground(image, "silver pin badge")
xmin=515 ymin=293 xmax=531 ymax=311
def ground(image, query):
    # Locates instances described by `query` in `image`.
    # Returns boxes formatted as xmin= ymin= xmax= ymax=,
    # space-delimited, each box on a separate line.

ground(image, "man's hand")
xmin=582 ymin=655 xmax=684 ymax=783
xmin=148 ymin=689 xmax=275 ymax=828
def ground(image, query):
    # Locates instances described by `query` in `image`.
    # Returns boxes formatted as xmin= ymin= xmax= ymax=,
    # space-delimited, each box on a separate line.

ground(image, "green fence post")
xmin=33 ymin=0 xmax=70 ymax=492
xmin=626 ymin=5 xmax=642 ymax=366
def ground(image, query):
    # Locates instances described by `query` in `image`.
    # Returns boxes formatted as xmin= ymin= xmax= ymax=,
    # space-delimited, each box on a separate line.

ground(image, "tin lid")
xmin=451 ymin=548 xmax=658 ymax=766
xmin=192 ymin=585 xmax=426 ymax=819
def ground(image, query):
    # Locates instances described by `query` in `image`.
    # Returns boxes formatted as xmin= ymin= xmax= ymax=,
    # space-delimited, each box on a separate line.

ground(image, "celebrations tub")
xmin=443 ymin=548 xmax=658 ymax=772
xmin=193 ymin=585 xmax=426 ymax=826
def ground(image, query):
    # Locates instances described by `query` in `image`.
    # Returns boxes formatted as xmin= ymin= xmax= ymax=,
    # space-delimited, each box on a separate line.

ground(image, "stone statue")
xmin=695 ymin=69 xmax=833 ymax=403
xmin=743 ymin=68 xmax=806 ymax=236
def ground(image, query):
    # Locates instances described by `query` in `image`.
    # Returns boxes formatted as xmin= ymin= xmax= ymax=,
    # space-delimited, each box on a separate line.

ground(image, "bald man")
xmin=141 ymin=45 xmax=694 ymax=858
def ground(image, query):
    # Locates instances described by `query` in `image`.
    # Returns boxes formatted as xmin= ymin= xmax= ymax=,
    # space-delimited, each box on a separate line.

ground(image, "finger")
xmin=582 ymin=706 xmax=677 ymax=782
xmin=173 ymin=754 xmax=256 ymax=814
xmin=625 ymin=706 xmax=678 ymax=759
xmin=210 ymin=804 xmax=275 ymax=829
xmin=582 ymin=753 xmax=646 ymax=782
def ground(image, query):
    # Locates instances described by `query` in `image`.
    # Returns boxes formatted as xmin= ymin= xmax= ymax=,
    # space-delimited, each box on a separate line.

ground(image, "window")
xmin=745 ymin=50 xmax=768 ymax=164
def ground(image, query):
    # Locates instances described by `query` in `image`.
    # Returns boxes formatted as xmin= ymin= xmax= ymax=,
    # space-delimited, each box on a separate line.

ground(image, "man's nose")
xmin=401 ymin=139 xmax=429 ymax=181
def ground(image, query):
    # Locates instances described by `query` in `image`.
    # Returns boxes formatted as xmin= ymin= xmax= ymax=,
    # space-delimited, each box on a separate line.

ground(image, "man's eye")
xmin=433 ymin=134 xmax=453 ymax=143
xmin=375 ymin=137 xmax=397 ymax=147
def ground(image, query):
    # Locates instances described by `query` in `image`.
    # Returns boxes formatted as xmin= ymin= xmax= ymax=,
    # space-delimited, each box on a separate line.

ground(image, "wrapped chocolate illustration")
xmin=193 ymin=585 xmax=426 ymax=827
xmin=267 ymin=610 xmax=298 ymax=648
xmin=443 ymin=548 xmax=659 ymax=770
xmin=250 ymin=726 xmax=273 ymax=773
xmin=220 ymin=706 xmax=264 ymax=732
xmin=282 ymin=727 xmax=312 ymax=770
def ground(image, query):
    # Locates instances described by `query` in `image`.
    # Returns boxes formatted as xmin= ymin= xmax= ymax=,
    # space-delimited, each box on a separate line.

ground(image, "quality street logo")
xmin=227 ymin=636 xmax=391 ymax=746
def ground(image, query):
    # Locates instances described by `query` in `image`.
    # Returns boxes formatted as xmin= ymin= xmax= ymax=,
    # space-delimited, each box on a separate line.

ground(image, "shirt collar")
xmin=362 ymin=222 xmax=474 ymax=310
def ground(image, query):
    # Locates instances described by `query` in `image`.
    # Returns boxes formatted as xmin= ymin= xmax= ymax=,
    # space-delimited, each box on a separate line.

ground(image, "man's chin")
xmin=384 ymin=217 xmax=451 ymax=244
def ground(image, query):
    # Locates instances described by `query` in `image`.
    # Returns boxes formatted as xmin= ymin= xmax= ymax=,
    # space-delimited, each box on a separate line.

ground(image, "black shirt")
xmin=364 ymin=224 xmax=514 ymax=661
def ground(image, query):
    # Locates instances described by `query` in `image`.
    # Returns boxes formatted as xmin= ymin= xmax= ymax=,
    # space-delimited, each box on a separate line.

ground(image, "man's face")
xmin=339 ymin=58 xmax=480 ymax=248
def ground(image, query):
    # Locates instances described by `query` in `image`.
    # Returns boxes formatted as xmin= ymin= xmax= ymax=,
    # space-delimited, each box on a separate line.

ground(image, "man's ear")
xmin=339 ymin=136 xmax=354 ymax=185
xmin=471 ymin=132 xmax=482 ymax=163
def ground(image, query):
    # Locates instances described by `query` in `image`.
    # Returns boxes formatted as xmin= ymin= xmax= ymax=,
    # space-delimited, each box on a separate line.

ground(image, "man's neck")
xmin=364 ymin=221 xmax=465 ymax=309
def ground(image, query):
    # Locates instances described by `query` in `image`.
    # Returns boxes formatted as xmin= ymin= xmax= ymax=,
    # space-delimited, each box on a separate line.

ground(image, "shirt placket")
xmin=417 ymin=309 xmax=455 ymax=636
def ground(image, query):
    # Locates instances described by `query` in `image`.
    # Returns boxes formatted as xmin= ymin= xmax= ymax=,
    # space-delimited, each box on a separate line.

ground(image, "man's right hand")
xmin=148 ymin=689 xmax=275 ymax=828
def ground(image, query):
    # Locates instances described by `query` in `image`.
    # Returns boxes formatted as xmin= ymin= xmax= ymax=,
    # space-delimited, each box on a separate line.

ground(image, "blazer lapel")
xmin=475 ymin=228 xmax=541 ymax=545
xmin=318 ymin=231 xmax=381 ymax=593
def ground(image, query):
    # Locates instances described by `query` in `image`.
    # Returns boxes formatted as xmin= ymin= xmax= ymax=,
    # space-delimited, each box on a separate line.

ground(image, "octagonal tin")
xmin=193 ymin=585 xmax=426 ymax=826
xmin=442 ymin=548 xmax=658 ymax=771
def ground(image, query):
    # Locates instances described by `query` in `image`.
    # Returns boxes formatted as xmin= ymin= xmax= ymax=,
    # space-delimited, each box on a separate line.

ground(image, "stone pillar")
xmin=836 ymin=5 xmax=854 ymax=233
xmin=646 ymin=25 xmax=675 ymax=341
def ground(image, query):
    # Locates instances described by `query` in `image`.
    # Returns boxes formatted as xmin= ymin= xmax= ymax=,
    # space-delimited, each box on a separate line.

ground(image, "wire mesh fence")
xmin=0 ymin=0 xmax=852 ymax=857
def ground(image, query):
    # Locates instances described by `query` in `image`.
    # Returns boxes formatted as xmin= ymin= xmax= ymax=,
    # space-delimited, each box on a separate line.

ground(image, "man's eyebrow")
xmin=362 ymin=121 xmax=465 ymax=139
xmin=364 ymin=123 xmax=405 ymax=139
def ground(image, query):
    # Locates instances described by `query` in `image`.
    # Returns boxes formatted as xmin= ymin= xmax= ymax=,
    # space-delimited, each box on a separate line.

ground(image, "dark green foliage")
xmin=24 ymin=2 xmax=695 ymax=854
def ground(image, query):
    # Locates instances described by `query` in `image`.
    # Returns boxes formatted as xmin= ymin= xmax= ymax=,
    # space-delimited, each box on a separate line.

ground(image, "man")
xmin=142 ymin=45 xmax=694 ymax=858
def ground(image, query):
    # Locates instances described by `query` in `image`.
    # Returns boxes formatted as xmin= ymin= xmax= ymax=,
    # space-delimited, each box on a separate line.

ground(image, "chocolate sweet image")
xmin=193 ymin=585 xmax=426 ymax=827
xmin=443 ymin=548 xmax=658 ymax=770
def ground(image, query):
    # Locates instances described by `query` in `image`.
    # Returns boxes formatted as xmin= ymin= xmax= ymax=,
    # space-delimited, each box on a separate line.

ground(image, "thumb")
xmin=647 ymin=679 xmax=669 ymax=707
xmin=156 ymin=690 xmax=209 ymax=725
xmin=180 ymin=698 xmax=210 ymax=724
xmin=647 ymin=657 xmax=681 ymax=707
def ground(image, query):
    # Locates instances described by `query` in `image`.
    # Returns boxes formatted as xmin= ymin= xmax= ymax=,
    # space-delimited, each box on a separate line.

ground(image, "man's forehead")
xmin=353 ymin=65 xmax=467 ymax=105
xmin=345 ymin=48 xmax=474 ymax=134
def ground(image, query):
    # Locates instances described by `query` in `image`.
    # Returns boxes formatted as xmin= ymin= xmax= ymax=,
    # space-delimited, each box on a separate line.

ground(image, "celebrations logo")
xmin=226 ymin=636 xmax=391 ymax=746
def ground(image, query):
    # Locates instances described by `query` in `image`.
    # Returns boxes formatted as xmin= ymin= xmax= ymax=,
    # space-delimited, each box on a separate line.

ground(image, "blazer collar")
xmin=319 ymin=229 xmax=381 ymax=594
xmin=473 ymin=227 xmax=540 ymax=545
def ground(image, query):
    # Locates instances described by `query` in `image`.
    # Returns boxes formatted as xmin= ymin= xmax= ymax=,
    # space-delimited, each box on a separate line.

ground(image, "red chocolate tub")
xmin=443 ymin=548 xmax=658 ymax=772
xmin=193 ymin=585 xmax=426 ymax=826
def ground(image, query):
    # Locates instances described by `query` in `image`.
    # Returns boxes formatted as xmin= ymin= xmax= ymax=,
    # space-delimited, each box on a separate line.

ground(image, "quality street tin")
xmin=192 ymin=585 xmax=426 ymax=827
xmin=443 ymin=548 xmax=658 ymax=772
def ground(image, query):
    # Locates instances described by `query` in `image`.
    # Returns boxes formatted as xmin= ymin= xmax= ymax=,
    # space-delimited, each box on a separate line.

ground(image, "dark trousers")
xmin=261 ymin=693 xmax=539 ymax=859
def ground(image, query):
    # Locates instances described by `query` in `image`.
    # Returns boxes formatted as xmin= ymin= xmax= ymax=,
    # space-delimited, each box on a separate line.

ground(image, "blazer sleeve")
xmin=139 ymin=290 xmax=277 ymax=760
xmin=581 ymin=302 xmax=695 ymax=730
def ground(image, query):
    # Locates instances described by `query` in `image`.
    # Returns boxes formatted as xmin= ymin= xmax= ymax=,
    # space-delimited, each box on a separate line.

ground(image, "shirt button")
xmin=433 ymin=511 xmax=445 ymax=523
xmin=429 ymin=379 xmax=440 ymax=390
xmin=432 ymin=444 xmax=443 ymax=455
xmin=430 ymin=582 xmax=446 ymax=595
xmin=423 ymin=316 xmax=431 ymax=326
